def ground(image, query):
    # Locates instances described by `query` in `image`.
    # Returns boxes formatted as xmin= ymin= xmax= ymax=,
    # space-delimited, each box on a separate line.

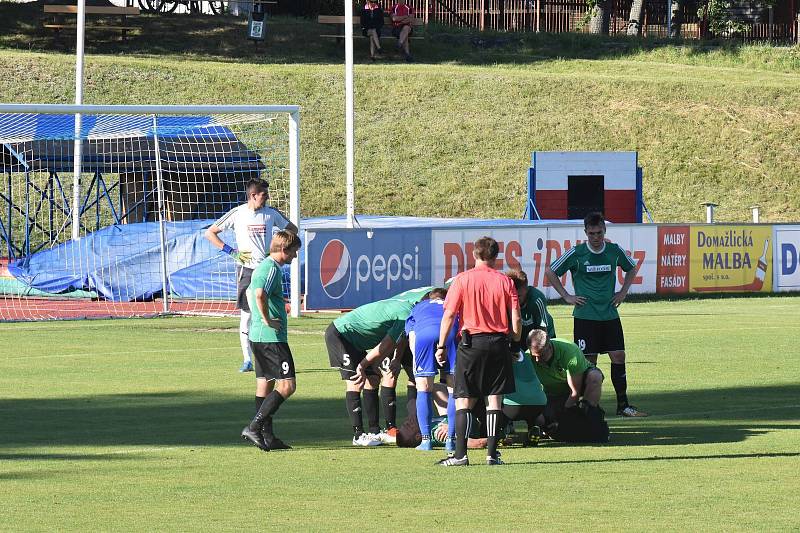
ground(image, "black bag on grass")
xmin=550 ymin=404 xmax=609 ymax=443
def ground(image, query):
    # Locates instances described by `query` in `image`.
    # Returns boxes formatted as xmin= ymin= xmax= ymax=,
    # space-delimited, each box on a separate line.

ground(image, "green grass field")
xmin=2 ymin=296 xmax=799 ymax=531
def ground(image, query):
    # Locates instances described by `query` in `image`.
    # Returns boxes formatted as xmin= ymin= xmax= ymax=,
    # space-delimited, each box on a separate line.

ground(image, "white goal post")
xmin=0 ymin=104 xmax=301 ymax=321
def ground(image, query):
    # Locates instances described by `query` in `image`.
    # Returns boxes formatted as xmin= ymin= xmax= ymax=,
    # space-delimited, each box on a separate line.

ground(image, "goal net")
xmin=0 ymin=104 xmax=300 ymax=321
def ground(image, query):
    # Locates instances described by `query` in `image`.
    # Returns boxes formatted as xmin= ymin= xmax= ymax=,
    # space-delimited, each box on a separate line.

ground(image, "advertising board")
xmin=688 ymin=225 xmax=772 ymax=293
xmin=775 ymin=225 xmax=800 ymax=292
xmin=305 ymin=228 xmax=431 ymax=309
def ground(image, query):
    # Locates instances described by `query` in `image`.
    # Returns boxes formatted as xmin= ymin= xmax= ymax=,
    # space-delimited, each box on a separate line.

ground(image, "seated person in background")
xmin=390 ymin=0 xmax=414 ymax=61
xmin=360 ymin=0 xmax=385 ymax=60
xmin=528 ymin=329 xmax=609 ymax=443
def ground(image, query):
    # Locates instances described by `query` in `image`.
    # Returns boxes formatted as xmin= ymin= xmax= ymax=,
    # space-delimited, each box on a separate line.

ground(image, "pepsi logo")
xmin=320 ymin=239 xmax=351 ymax=299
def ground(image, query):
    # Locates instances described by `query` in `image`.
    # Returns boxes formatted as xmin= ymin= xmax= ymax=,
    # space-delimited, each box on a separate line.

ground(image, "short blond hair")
xmin=270 ymin=230 xmax=301 ymax=253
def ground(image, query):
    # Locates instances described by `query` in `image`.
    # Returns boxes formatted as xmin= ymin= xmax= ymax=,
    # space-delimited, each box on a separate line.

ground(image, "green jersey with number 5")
xmin=333 ymin=298 xmax=414 ymax=352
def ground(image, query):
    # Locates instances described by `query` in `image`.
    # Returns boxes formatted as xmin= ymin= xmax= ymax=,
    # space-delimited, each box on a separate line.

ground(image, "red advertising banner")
xmin=657 ymin=225 xmax=690 ymax=293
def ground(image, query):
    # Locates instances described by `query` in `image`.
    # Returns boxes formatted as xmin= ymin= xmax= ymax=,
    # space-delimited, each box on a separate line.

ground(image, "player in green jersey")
xmin=240 ymin=231 xmax=302 ymax=451
xmin=326 ymin=297 xmax=414 ymax=446
xmin=528 ymin=329 xmax=608 ymax=442
xmin=502 ymin=270 xmax=553 ymax=444
xmin=545 ymin=212 xmax=648 ymax=418
xmin=506 ymin=269 xmax=556 ymax=344
xmin=376 ymin=282 xmax=455 ymax=443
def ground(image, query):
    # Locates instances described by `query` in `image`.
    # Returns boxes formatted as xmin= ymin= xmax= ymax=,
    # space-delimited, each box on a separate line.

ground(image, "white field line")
xmin=105 ymin=446 xmax=182 ymax=455
xmin=3 ymin=342 xmax=322 ymax=360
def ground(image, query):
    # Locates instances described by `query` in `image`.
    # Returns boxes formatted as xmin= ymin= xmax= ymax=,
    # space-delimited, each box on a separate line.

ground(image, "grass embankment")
xmin=0 ymin=1 xmax=798 ymax=222
xmin=1 ymin=296 xmax=799 ymax=530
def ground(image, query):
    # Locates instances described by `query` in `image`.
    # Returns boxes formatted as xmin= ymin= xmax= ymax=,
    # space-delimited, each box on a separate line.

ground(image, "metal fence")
xmin=381 ymin=0 xmax=797 ymax=42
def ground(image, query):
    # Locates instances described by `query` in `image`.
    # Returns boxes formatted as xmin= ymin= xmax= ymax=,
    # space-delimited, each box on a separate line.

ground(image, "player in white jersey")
xmin=205 ymin=178 xmax=297 ymax=378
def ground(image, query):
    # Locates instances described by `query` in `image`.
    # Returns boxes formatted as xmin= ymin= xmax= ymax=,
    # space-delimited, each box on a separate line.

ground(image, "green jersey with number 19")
xmin=550 ymin=241 xmax=636 ymax=321
xmin=247 ymin=257 xmax=287 ymax=343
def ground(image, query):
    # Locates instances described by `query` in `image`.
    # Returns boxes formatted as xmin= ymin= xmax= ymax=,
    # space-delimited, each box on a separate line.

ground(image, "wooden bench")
xmin=43 ymin=4 xmax=140 ymax=41
xmin=318 ymin=15 xmax=424 ymax=43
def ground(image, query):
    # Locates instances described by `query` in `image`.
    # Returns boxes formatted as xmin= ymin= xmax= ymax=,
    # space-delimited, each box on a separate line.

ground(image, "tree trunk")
xmin=669 ymin=0 xmax=685 ymax=38
xmin=626 ymin=0 xmax=645 ymax=35
xmin=588 ymin=0 xmax=611 ymax=34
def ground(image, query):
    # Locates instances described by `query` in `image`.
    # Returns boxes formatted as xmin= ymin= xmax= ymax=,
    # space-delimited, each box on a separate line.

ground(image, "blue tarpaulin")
xmin=8 ymin=220 xmax=240 ymax=301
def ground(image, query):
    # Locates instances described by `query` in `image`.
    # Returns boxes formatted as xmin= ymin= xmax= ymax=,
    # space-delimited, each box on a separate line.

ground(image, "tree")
xmin=588 ymin=0 xmax=612 ymax=34
xmin=626 ymin=0 xmax=645 ymax=35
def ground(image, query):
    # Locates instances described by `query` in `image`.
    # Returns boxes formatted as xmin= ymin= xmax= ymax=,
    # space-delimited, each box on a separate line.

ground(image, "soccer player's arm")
xmin=613 ymin=246 xmax=640 ymax=307
xmin=545 ymin=249 xmax=585 ymax=306
xmin=284 ymin=220 xmax=299 ymax=234
xmin=509 ymin=280 xmax=522 ymax=343
xmin=255 ymin=267 xmax=281 ymax=330
xmin=277 ymin=212 xmax=298 ymax=235
xmin=204 ymin=215 xmax=234 ymax=255
xmin=436 ymin=283 xmax=460 ymax=364
xmin=205 ymin=213 xmax=250 ymax=263
xmin=389 ymin=334 xmax=408 ymax=375
xmin=565 ymin=370 xmax=583 ymax=408
xmin=352 ymin=334 xmax=397 ymax=385
xmin=204 ymin=223 xmax=225 ymax=249
xmin=253 ymin=288 xmax=275 ymax=330
xmin=564 ymin=347 xmax=586 ymax=407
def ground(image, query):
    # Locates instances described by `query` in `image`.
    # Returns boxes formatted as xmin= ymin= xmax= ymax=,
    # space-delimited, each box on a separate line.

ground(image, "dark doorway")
xmin=568 ymin=175 xmax=604 ymax=220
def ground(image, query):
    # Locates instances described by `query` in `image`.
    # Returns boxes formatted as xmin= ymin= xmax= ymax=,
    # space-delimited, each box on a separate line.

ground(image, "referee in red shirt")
xmin=435 ymin=236 xmax=521 ymax=466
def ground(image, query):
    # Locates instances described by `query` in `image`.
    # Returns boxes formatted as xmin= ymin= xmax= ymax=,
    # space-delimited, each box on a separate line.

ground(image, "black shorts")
xmin=389 ymin=342 xmax=414 ymax=382
xmin=325 ymin=323 xmax=378 ymax=380
xmin=502 ymin=404 xmax=544 ymax=425
xmin=573 ymin=317 xmax=625 ymax=356
xmin=252 ymin=341 xmax=295 ymax=380
xmin=543 ymin=367 xmax=603 ymax=421
xmin=453 ymin=333 xmax=515 ymax=399
xmin=236 ymin=266 xmax=254 ymax=312
xmin=392 ymin=24 xmax=412 ymax=38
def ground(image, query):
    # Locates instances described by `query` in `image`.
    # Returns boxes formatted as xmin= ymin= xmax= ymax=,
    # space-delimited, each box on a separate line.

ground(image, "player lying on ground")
xmin=240 ymin=231 xmax=302 ymax=452
xmin=395 ymin=379 xmax=492 ymax=450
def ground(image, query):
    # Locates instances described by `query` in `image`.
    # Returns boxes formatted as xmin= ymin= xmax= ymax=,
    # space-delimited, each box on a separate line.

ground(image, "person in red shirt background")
xmin=390 ymin=0 xmax=415 ymax=61
xmin=435 ymin=236 xmax=522 ymax=466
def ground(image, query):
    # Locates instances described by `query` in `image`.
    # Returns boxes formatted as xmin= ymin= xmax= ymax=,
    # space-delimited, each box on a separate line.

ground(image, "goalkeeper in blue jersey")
xmin=404 ymin=288 xmax=459 ymax=452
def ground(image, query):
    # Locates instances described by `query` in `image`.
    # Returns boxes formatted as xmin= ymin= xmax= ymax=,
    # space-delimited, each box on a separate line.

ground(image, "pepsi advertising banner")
xmin=305 ymin=228 xmax=432 ymax=309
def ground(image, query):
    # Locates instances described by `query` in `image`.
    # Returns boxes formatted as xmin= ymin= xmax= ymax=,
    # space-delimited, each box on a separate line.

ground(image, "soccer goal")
xmin=0 ymin=104 xmax=300 ymax=321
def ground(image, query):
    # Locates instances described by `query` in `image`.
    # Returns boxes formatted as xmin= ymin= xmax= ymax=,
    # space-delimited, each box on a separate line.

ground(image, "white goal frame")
xmin=0 ymin=103 xmax=301 ymax=319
